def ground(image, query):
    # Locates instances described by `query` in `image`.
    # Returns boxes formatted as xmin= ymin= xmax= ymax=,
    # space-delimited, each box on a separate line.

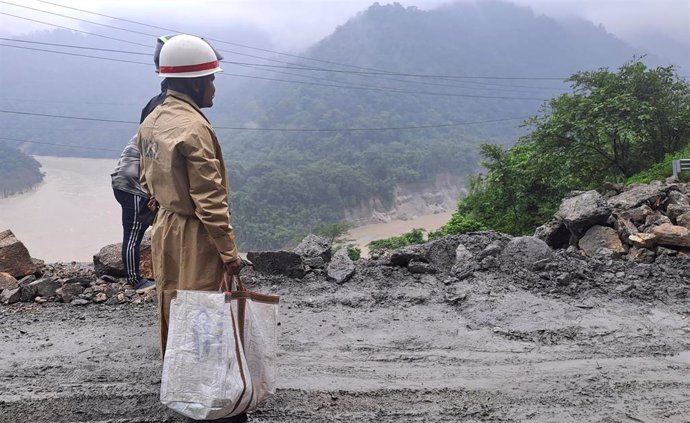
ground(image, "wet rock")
xmin=408 ymin=259 xmax=437 ymax=274
xmin=56 ymin=283 xmax=85 ymax=303
xmin=556 ymin=190 xmax=612 ymax=238
xmin=327 ymin=249 xmax=355 ymax=283
xmin=0 ymin=272 xmax=18 ymax=292
xmin=642 ymin=212 xmax=672 ymax=230
xmin=246 ymin=251 xmax=306 ymax=279
xmin=1 ymin=287 xmax=21 ymax=304
xmin=0 ymin=229 xmax=38 ymax=278
xmin=293 ymin=234 xmax=331 ymax=268
xmin=667 ymin=204 xmax=690 ymax=222
xmin=424 ymin=236 xmax=462 ymax=270
xmin=607 ymin=181 xmax=665 ymax=209
xmin=665 ymin=190 xmax=689 ymax=207
xmin=628 ymin=231 xmax=657 ymax=249
xmin=93 ymin=243 xmax=126 ymax=278
xmin=27 ymin=277 xmax=60 ymax=298
xmin=454 ymin=244 xmax=473 ymax=263
xmin=534 ymin=219 xmax=571 ymax=249
xmin=386 ymin=245 xmax=428 ymax=267
xmin=677 ymin=212 xmax=690 ymax=230
xmin=578 ymin=225 xmax=625 ymax=256
xmin=613 ymin=215 xmax=638 ymax=245
xmin=651 ymin=223 xmax=690 ymax=248
xmin=501 ymin=236 xmax=553 ymax=270
xmin=656 ymin=246 xmax=678 ymax=256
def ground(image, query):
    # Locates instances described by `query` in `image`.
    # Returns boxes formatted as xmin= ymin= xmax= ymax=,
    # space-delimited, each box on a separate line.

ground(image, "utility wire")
xmin=0 ymin=109 xmax=529 ymax=132
xmin=31 ymin=0 xmax=569 ymax=81
xmin=0 ymin=43 xmax=150 ymax=65
xmin=2 ymin=36 xmax=566 ymax=94
xmin=0 ymin=42 xmax=548 ymax=100
xmin=0 ymin=136 xmax=121 ymax=152
xmin=0 ymin=11 xmax=150 ymax=48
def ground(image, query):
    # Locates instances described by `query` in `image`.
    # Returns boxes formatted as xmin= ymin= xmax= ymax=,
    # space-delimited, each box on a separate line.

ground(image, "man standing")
xmin=137 ymin=34 xmax=245 ymax=423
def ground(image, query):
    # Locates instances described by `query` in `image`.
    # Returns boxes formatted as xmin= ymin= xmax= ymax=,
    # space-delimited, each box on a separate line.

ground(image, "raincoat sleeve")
xmin=136 ymin=132 xmax=150 ymax=196
xmin=180 ymin=125 xmax=239 ymax=264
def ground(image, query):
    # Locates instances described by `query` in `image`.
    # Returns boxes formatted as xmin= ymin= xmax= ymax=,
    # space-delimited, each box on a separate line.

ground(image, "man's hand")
xmin=147 ymin=196 xmax=159 ymax=212
xmin=223 ymin=257 xmax=242 ymax=277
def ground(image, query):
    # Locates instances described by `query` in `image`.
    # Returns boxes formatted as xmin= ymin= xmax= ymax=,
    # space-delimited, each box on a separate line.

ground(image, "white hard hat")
xmin=158 ymin=34 xmax=223 ymax=78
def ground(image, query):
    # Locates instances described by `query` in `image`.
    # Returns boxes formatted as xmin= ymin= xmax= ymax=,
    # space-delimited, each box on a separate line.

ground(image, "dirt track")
xmin=2 ymin=251 xmax=689 ymax=423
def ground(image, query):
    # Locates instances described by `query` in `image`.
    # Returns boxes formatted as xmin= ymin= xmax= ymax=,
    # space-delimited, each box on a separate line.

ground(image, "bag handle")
xmin=219 ymin=273 xmax=246 ymax=293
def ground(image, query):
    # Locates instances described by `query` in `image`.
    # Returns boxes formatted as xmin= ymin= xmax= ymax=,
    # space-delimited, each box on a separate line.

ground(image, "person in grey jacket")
xmin=111 ymin=135 xmax=156 ymax=292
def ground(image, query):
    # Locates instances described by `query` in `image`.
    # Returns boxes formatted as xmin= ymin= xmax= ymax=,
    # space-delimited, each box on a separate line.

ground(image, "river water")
xmin=0 ymin=156 xmax=453 ymax=262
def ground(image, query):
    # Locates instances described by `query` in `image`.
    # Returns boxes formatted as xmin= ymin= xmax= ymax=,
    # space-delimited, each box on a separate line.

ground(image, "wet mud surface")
xmin=1 ymin=255 xmax=690 ymax=422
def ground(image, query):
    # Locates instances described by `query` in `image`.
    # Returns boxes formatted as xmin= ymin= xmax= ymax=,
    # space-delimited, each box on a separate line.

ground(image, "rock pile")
xmin=535 ymin=179 xmax=690 ymax=262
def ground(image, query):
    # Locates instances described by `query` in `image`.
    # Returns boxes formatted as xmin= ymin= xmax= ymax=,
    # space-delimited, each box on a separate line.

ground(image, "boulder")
xmin=500 ymin=236 xmax=553 ymax=270
xmin=667 ymin=204 xmax=690 ymax=222
xmin=0 ymin=272 xmax=18 ymax=292
xmin=1 ymin=287 xmax=21 ymax=304
xmin=629 ymin=232 xmax=657 ymax=249
xmin=293 ymin=234 xmax=331 ymax=267
xmin=93 ymin=243 xmax=126 ymax=278
xmin=0 ymin=230 xmax=38 ymax=278
xmin=534 ymin=219 xmax=571 ymax=249
xmin=386 ymin=245 xmax=428 ymax=267
xmin=93 ymin=232 xmax=153 ymax=279
xmin=613 ymin=215 xmax=638 ymax=245
xmin=607 ymin=181 xmax=665 ymax=209
xmin=556 ymin=191 xmax=611 ymax=238
xmin=651 ymin=223 xmax=690 ymax=248
xmin=408 ymin=259 xmax=437 ymax=274
xmin=246 ymin=251 xmax=306 ymax=278
xmin=327 ymin=248 xmax=355 ymax=283
xmin=665 ymin=190 xmax=690 ymax=207
xmin=28 ymin=277 xmax=60 ymax=298
xmin=677 ymin=212 xmax=690 ymax=230
xmin=424 ymin=236 xmax=462 ymax=270
xmin=578 ymin=225 xmax=625 ymax=256
xmin=56 ymin=283 xmax=85 ymax=303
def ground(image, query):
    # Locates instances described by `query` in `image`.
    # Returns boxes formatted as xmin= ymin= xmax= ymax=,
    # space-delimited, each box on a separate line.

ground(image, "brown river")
xmin=0 ymin=156 xmax=453 ymax=262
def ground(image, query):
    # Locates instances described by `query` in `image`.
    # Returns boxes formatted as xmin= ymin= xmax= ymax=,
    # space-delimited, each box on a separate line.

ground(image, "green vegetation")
xmin=440 ymin=60 xmax=690 ymax=237
xmin=346 ymin=245 xmax=362 ymax=261
xmin=368 ymin=228 xmax=426 ymax=253
xmin=0 ymin=144 xmax=44 ymax=198
xmin=626 ymin=143 xmax=690 ymax=184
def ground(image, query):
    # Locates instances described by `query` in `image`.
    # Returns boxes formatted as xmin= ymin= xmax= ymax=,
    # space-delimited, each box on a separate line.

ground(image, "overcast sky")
xmin=1 ymin=0 xmax=688 ymax=50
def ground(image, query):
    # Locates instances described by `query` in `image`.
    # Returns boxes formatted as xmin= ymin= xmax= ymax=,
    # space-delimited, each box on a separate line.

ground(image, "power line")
xmin=2 ymin=36 xmax=566 ymax=95
xmin=0 ymin=109 xmax=529 ymax=132
xmin=0 ymin=43 xmax=150 ymax=65
xmin=0 ymin=11 xmax=150 ymax=48
xmin=0 ymin=42 xmax=548 ymax=100
xmin=0 ymin=37 xmax=149 ymax=55
xmin=0 ymin=136 xmax=121 ymax=152
xmin=32 ymin=0 xmax=570 ymax=81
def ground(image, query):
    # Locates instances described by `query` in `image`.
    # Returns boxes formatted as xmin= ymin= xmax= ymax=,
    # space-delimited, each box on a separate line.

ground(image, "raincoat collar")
xmin=166 ymin=89 xmax=210 ymax=124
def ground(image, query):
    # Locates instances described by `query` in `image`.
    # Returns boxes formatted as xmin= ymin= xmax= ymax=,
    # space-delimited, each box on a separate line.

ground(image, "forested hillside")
xmin=0 ymin=144 xmax=44 ymax=197
xmin=1 ymin=1 xmax=681 ymax=249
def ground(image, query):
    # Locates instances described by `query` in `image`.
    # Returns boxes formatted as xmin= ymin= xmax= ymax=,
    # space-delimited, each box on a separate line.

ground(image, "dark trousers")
xmin=113 ymin=189 xmax=149 ymax=284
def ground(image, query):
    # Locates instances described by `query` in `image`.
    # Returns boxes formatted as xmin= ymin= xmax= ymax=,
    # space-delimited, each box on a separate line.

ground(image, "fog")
xmin=1 ymin=0 xmax=688 ymax=51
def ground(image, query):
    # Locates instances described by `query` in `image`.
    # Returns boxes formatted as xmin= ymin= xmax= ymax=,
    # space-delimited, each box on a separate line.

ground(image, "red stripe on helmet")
xmin=159 ymin=60 xmax=219 ymax=74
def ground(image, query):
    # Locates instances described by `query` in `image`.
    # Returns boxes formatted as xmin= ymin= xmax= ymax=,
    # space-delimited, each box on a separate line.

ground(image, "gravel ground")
xmin=1 ymin=234 xmax=689 ymax=422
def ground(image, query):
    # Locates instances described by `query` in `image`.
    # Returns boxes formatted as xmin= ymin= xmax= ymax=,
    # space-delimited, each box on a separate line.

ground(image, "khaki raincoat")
xmin=137 ymin=89 xmax=239 ymax=356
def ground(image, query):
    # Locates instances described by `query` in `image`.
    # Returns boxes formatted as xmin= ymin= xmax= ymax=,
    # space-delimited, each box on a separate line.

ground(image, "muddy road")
xmin=2 ymin=258 xmax=689 ymax=423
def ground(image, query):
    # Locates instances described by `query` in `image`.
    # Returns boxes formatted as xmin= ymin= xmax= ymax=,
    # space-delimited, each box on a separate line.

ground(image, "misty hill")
xmin=0 ymin=1 xmax=675 ymax=249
